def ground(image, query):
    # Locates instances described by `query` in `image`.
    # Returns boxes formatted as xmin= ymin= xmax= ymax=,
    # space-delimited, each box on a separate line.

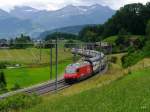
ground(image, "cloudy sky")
xmin=0 ymin=0 xmax=149 ymax=11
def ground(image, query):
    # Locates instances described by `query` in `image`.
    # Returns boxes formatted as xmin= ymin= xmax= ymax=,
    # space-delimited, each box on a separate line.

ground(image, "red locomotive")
xmin=64 ymin=49 xmax=105 ymax=83
xmin=64 ymin=61 xmax=93 ymax=82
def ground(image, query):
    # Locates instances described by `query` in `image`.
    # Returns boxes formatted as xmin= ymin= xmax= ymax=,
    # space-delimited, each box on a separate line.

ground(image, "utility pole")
xmin=108 ymin=43 xmax=112 ymax=71
xmin=39 ymin=41 xmax=42 ymax=62
xmin=81 ymin=43 xmax=84 ymax=58
xmin=55 ymin=38 xmax=58 ymax=90
xmin=99 ymin=41 xmax=102 ymax=71
xmin=50 ymin=41 xmax=53 ymax=80
xmin=73 ymin=43 xmax=77 ymax=63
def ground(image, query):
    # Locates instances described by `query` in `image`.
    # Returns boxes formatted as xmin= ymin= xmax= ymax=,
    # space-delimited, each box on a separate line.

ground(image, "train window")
xmin=65 ymin=69 xmax=76 ymax=74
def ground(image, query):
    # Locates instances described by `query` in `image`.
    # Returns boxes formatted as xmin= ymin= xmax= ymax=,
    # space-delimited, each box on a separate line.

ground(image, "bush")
xmin=122 ymin=51 xmax=145 ymax=68
xmin=11 ymin=34 xmax=33 ymax=49
xmin=43 ymin=40 xmax=55 ymax=48
xmin=0 ymin=71 xmax=7 ymax=86
xmin=0 ymin=83 xmax=8 ymax=94
xmin=11 ymin=83 xmax=21 ymax=91
xmin=128 ymin=69 xmax=132 ymax=75
xmin=0 ymin=62 xmax=7 ymax=69
xmin=64 ymin=40 xmax=76 ymax=48
xmin=0 ymin=94 xmax=41 ymax=111
xmin=0 ymin=71 xmax=7 ymax=94
xmin=122 ymin=40 xmax=150 ymax=68
xmin=143 ymin=40 xmax=150 ymax=56
xmin=110 ymin=56 xmax=117 ymax=64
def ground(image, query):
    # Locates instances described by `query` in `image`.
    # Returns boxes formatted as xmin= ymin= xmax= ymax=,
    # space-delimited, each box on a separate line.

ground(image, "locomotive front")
xmin=64 ymin=63 xmax=80 ymax=82
xmin=64 ymin=62 xmax=93 ymax=83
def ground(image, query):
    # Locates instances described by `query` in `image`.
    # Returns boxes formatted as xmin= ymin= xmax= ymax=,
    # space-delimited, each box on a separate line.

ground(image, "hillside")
xmin=39 ymin=25 xmax=86 ymax=38
xmin=23 ymin=57 xmax=150 ymax=112
xmin=0 ymin=54 xmax=150 ymax=111
xmin=79 ymin=3 xmax=150 ymax=42
xmin=12 ymin=53 xmax=148 ymax=112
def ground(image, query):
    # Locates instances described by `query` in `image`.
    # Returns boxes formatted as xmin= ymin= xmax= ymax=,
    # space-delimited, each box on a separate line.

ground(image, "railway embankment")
xmin=1 ymin=54 xmax=150 ymax=112
xmin=21 ymin=55 xmax=150 ymax=112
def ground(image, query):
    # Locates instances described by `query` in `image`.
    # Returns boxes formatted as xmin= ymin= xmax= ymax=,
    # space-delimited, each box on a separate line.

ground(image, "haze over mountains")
xmin=0 ymin=4 xmax=115 ymax=38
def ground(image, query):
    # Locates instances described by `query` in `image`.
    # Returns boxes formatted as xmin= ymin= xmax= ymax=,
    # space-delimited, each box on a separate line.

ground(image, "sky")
xmin=0 ymin=0 xmax=149 ymax=11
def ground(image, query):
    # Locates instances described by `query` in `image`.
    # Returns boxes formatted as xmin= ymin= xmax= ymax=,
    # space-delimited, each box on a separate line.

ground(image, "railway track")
xmin=0 ymin=49 xmax=108 ymax=100
xmin=0 ymin=65 xmax=107 ymax=100
xmin=25 ymin=79 xmax=71 ymax=95
xmin=0 ymin=79 xmax=71 ymax=100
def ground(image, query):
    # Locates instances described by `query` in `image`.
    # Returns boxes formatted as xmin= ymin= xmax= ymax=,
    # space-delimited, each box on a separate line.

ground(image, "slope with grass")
xmin=20 ymin=55 xmax=150 ymax=112
xmin=103 ymin=35 xmax=118 ymax=44
xmin=24 ymin=67 xmax=150 ymax=112
xmin=122 ymin=40 xmax=150 ymax=68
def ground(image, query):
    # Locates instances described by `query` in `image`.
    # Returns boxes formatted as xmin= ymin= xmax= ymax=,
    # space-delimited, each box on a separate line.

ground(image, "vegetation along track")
xmin=25 ymin=79 xmax=71 ymax=95
xmin=0 ymin=63 xmax=108 ymax=100
xmin=0 ymin=49 xmax=108 ymax=100
xmin=0 ymin=79 xmax=71 ymax=100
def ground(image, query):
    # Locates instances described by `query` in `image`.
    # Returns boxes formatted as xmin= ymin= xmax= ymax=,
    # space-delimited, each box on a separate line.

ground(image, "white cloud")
xmin=108 ymin=0 xmax=149 ymax=9
xmin=0 ymin=0 xmax=149 ymax=11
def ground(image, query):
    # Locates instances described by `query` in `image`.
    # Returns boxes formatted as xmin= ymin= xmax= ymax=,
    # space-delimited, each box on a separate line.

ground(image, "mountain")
xmin=0 ymin=4 xmax=116 ymax=38
xmin=10 ymin=6 xmax=39 ymax=19
xmin=0 ymin=9 xmax=33 ymax=38
xmin=0 ymin=17 xmax=33 ymax=38
xmin=31 ymin=4 xmax=115 ymax=31
xmin=39 ymin=25 xmax=87 ymax=38
xmin=0 ymin=9 xmax=11 ymax=20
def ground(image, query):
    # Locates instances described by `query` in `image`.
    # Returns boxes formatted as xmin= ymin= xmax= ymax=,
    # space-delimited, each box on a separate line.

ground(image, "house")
xmin=0 ymin=39 xmax=9 ymax=48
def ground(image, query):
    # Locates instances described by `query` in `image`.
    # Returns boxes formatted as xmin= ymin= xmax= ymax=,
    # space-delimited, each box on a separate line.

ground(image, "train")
xmin=64 ymin=49 xmax=106 ymax=83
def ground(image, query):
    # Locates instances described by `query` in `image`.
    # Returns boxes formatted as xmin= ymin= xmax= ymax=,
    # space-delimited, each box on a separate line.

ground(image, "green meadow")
xmin=0 ymin=48 xmax=73 ymax=90
xmin=4 ymin=59 xmax=72 ymax=89
xmin=24 ymin=67 xmax=150 ymax=112
xmin=0 ymin=48 xmax=72 ymax=65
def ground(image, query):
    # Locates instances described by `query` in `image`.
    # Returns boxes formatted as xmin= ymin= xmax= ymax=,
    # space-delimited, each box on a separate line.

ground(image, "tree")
xmin=143 ymin=40 xmax=150 ymax=56
xmin=11 ymin=83 xmax=21 ymax=90
xmin=0 ymin=62 xmax=6 ymax=69
xmin=115 ymin=29 xmax=128 ymax=46
xmin=0 ymin=71 xmax=6 ymax=86
xmin=146 ymin=20 xmax=150 ymax=40
xmin=45 ymin=32 xmax=78 ymax=41
xmin=44 ymin=40 xmax=55 ymax=48
xmin=13 ymin=34 xmax=32 ymax=49
xmin=79 ymin=25 xmax=104 ymax=42
xmin=102 ymin=3 xmax=146 ymax=38
xmin=118 ymin=28 xmax=128 ymax=36
xmin=9 ymin=38 xmax=14 ymax=48
xmin=64 ymin=40 xmax=76 ymax=48
xmin=79 ymin=2 xmax=150 ymax=43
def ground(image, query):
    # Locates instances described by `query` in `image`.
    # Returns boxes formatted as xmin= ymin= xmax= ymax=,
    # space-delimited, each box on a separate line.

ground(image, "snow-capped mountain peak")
xmin=0 ymin=4 xmax=115 ymax=38
xmin=13 ymin=6 xmax=39 ymax=12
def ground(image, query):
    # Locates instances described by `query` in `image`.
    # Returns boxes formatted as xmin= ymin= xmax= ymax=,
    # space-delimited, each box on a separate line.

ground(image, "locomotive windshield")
xmin=65 ymin=63 xmax=80 ymax=74
xmin=65 ymin=69 xmax=76 ymax=74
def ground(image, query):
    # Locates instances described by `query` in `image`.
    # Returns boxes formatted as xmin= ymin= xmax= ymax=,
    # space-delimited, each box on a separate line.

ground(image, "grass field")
xmin=103 ymin=36 xmax=118 ymax=44
xmin=23 ymin=67 xmax=150 ymax=112
xmin=0 ymin=48 xmax=72 ymax=65
xmin=4 ymin=58 xmax=72 ymax=89
xmin=1 ymin=47 xmax=150 ymax=112
xmin=103 ymin=35 xmax=144 ymax=45
xmin=19 ymin=55 xmax=150 ymax=112
xmin=0 ymin=47 xmax=73 ymax=90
